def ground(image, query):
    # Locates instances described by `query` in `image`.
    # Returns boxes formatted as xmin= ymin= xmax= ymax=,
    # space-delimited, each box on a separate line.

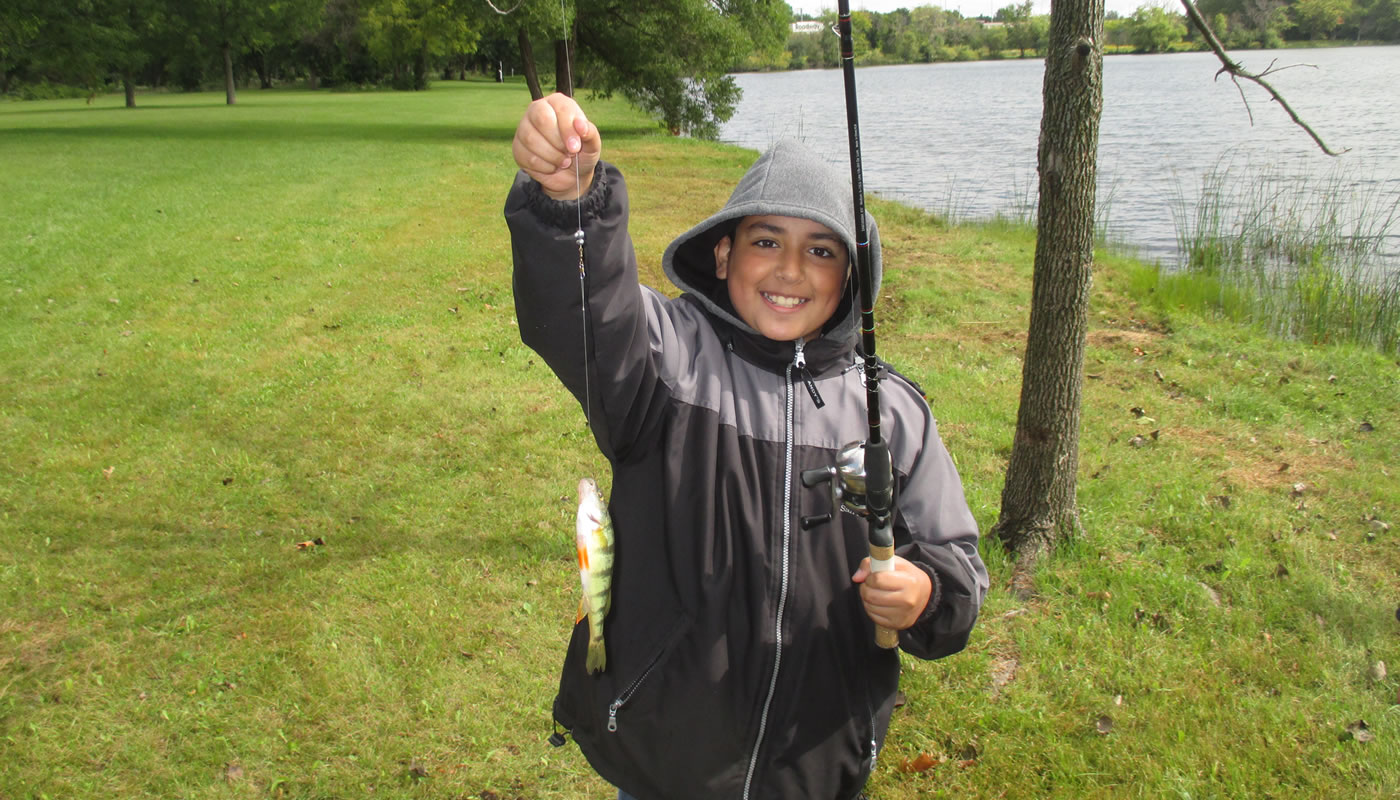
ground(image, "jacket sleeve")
xmin=890 ymin=406 xmax=989 ymax=660
xmin=503 ymin=163 xmax=669 ymax=463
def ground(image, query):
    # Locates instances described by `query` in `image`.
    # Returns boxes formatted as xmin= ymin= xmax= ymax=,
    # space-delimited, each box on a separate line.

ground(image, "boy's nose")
xmin=775 ymin=251 xmax=802 ymax=282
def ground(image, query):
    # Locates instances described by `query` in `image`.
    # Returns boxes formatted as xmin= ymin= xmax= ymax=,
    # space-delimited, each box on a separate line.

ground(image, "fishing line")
xmin=557 ymin=0 xmax=591 ymax=430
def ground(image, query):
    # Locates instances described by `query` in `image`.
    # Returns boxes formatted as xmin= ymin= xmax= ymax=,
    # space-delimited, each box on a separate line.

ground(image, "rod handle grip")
xmin=868 ymin=543 xmax=898 ymax=649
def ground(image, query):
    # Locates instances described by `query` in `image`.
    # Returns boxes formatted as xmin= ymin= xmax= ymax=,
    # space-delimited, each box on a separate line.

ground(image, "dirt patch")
xmin=1087 ymin=328 xmax=1166 ymax=351
xmin=0 ymin=617 xmax=68 ymax=677
xmin=1168 ymin=425 xmax=1357 ymax=493
xmin=989 ymin=652 xmax=1019 ymax=699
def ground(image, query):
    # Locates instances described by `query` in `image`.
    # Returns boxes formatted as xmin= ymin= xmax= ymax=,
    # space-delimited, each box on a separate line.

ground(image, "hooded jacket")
xmin=505 ymin=140 xmax=988 ymax=800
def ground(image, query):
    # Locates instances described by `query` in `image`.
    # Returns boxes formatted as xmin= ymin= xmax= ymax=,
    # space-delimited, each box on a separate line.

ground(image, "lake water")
xmin=720 ymin=46 xmax=1400 ymax=270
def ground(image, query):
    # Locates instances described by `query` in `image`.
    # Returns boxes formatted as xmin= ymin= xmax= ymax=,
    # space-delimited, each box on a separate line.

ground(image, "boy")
xmin=505 ymin=94 xmax=988 ymax=800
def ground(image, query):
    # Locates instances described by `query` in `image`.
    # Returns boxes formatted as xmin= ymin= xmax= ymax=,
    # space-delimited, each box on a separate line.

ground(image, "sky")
xmin=791 ymin=0 xmax=1149 ymax=20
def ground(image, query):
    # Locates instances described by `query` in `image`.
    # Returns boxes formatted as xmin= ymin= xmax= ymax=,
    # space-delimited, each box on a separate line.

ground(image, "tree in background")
xmin=1356 ymin=0 xmax=1400 ymax=38
xmin=1290 ymin=0 xmax=1354 ymax=37
xmin=994 ymin=0 xmax=1103 ymax=575
xmin=1127 ymin=5 xmax=1187 ymax=50
xmin=576 ymin=0 xmax=787 ymax=137
xmin=362 ymin=0 xmax=477 ymax=90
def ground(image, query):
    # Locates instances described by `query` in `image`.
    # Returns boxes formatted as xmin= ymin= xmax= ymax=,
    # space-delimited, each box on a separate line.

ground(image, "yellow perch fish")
xmin=575 ymin=478 xmax=614 ymax=674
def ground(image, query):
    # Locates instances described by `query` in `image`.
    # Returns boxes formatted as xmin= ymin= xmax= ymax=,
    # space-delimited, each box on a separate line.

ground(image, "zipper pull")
xmin=608 ymin=700 xmax=621 ymax=732
xmin=793 ymin=340 xmax=825 ymax=409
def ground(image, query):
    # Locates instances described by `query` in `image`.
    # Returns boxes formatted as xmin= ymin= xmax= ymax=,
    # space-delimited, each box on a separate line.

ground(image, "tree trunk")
xmin=992 ymin=0 xmax=1104 ymax=567
xmin=257 ymin=51 xmax=272 ymax=89
xmin=518 ymin=27 xmax=543 ymax=100
xmin=223 ymin=42 xmax=237 ymax=105
xmin=413 ymin=45 xmax=428 ymax=90
xmin=123 ymin=76 xmax=135 ymax=107
xmin=554 ymin=38 xmax=574 ymax=95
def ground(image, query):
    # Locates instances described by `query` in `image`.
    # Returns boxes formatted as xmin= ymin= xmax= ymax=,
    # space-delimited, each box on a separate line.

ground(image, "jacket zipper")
xmin=741 ymin=342 xmax=802 ymax=799
xmin=605 ymin=618 xmax=689 ymax=733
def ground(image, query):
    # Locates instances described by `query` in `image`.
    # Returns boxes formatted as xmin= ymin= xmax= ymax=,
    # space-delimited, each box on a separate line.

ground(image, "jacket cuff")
xmin=520 ymin=162 xmax=609 ymax=230
xmin=897 ymin=562 xmax=942 ymax=647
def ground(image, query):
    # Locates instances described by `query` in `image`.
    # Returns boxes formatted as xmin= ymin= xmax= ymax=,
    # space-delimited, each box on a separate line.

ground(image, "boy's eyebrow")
xmin=742 ymin=220 xmax=844 ymax=243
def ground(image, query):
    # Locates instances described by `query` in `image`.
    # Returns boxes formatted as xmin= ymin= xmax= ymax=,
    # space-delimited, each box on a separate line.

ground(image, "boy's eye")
xmin=752 ymin=238 xmax=779 ymax=249
xmin=809 ymin=246 xmax=835 ymax=258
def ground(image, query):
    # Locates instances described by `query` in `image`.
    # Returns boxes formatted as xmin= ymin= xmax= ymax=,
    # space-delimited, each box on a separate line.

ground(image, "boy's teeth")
xmin=763 ymin=293 xmax=805 ymax=309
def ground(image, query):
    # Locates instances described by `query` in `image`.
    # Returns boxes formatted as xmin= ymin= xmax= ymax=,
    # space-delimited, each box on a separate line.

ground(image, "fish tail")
xmin=586 ymin=634 xmax=607 ymax=674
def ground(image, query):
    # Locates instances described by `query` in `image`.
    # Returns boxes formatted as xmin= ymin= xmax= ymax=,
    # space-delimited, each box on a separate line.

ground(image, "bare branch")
xmin=1179 ymin=0 xmax=1348 ymax=156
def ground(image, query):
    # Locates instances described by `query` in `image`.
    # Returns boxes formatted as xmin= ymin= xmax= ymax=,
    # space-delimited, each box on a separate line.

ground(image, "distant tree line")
xmin=0 ymin=0 xmax=788 ymax=136
xmin=777 ymin=0 xmax=1399 ymax=70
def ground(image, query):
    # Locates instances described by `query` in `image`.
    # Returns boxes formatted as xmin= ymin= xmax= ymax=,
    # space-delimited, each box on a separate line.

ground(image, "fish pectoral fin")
xmin=575 ymin=594 xmax=588 ymax=625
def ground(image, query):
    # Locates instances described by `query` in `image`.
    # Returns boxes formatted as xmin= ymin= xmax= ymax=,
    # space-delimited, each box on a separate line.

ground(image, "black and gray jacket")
xmin=505 ymin=140 xmax=988 ymax=800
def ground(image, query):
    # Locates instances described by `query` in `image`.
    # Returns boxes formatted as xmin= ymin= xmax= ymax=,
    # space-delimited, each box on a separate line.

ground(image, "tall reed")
xmin=1167 ymin=155 xmax=1400 ymax=353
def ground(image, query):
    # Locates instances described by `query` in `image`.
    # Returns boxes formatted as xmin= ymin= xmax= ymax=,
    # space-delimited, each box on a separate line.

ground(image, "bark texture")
xmin=222 ymin=42 xmax=236 ymax=105
xmin=518 ymin=27 xmax=543 ymax=100
xmin=993 ymin=0 xmax=1104 ymax=564
xmin=553 ymin=38 xmax=574 ymax=95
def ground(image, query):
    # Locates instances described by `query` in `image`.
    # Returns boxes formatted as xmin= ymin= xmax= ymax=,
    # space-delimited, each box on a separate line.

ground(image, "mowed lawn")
xmin=2 ymin=81 xmax=1398 ymax=799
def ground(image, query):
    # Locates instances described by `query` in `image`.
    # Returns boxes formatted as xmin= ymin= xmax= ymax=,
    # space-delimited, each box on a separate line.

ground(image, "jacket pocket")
xmin=604 ymin=613 xmax=691 ymax=734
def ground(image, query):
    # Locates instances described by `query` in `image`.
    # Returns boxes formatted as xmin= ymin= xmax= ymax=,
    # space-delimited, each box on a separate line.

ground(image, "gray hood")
xmin=661 ymin=138 xmax=882 ymax=345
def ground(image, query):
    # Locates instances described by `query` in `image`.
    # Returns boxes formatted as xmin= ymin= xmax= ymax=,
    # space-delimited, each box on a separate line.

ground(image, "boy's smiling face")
xmin=714 ymin=215 xmax=850 ymax=343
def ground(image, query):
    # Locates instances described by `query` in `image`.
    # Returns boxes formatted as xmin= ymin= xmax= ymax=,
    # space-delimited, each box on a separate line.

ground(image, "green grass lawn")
xmin=2 ymin=81 xmax=1397 ymax=799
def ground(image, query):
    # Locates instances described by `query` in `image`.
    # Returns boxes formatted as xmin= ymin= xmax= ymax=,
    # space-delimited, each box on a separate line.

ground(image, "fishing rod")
xmin=802 ymin=0 xmax=898 ymax=650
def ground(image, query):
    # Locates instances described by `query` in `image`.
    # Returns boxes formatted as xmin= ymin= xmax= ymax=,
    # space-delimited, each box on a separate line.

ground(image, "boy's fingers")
xmin=543 ymin=92 xmax=587 ymax=151
xmin=851 ymin=558 xmax=871 ymax=584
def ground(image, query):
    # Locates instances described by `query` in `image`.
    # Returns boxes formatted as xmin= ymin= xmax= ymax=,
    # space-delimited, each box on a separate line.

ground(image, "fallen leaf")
xmin=1278 ymin=462 xmax=1290 ymax=473
xmin=1341 ymin=720 xmax=1373 ymax=743
xmin=1371 ymin=661 xmax=1388 ymax=682
xmin=1154 ymin=369 xmax=1164 ymax=382
xmin=295 ymin=540 xmax=316 ymax=550
xmin=224 ymin=763 xmax=244 ymax=783
xmin=102 ymin=466 xmax=115 ymax=479
xmin=222 ymin=476 xmax=234 ymax=485
xmin=1130 ymin=406 xmax=1146 ymax=417
xmin=1213 ymin=495 xmax=1232 ymax=509
xmin=1096 ymin=715 xmax=1114 ymax=735
xmin=1128 ymin=435 xmax=1147 ymax=448
xmin=1114 ymin=694 xmax=1124 ymax=706
xmin=1359 ymin=421 xmax=1374 ymax=432
xmin=1291 ymin=483 xmax=1307 ymax=497
xmin=1199 ymin=582 xmax=1221 ymax=607
xmin=899 ymin=752 xmax=943 ymax=773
